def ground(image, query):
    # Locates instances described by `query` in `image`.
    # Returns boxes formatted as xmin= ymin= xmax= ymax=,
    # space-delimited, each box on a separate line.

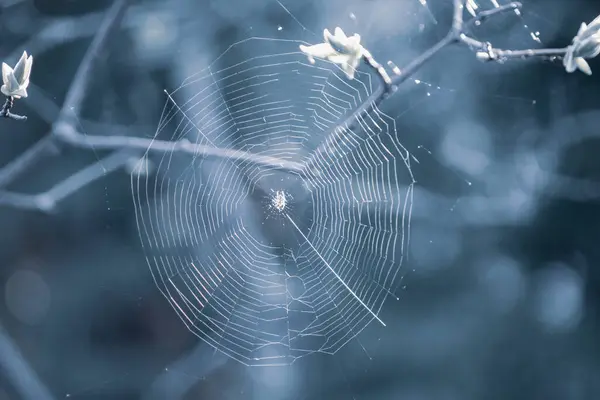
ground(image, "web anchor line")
xmin=285 ymin=213 xmax=386 ymax=327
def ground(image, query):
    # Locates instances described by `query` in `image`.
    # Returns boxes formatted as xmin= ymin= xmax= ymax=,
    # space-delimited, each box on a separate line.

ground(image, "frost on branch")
xmin=0 ymin=50 xmax=33 ymax=121
xmin=563 ymin=15 xmax=600 ymax=75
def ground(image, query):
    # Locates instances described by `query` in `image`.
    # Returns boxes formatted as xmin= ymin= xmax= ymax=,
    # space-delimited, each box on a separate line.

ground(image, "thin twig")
xmin=0 ymin=96 xmax=27 ymax=120
xmin=467 ymin=1 xmax=521 ymax=27
xmin=459 ymin=2 xmax=567 ymax=60
xmin=390 ymin=1 xmax=562 ymax=83
xmin=0 ymin=149 xmax=134 ymax=212
xmin=26 ymin=82 xmax=154 ymax=137
xmin=143 ymin=343 xmax=228 ymax=400
xmin=59 ymin=2 xmax=129 ymax=121
xmin=54 ymin=122 xmax=305 ymax=172
xmin=0 ymin=136 xmax=58 ymax=188
xmin=461 ymin=34 xmax=566 ymax=60
xmin=0 ymin=323 xmax=54 ymax=400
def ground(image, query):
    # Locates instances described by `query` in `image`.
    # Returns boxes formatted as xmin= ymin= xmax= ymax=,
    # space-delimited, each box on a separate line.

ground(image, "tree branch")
xmin=0 ymin=96 xmax=27 ymax=120
xmin=0 ymin=0 xmax=580 ymax=211
xmin=0 ymin=0 xmax=303 ymax=212
xmin=451 ymin=0 xmax=465 ymax=33
xmin=382 ymin=1 xmax=569 ymax=84
xmin=0 ymin=323 xmax=54 ymax=400
xmin=303 ymin=0 xmax=570 ymax=172
xmin=54 ymin=122 xmax=304 ymax=172
xmin=467 ymin=1 xmax=521 ymax=27
xmin=389 ymin=1 xmax=566 ymax=84
xmin=0 ymin=136 xmax=58 ymax=188
xmin=0 ymin=149 xmax=134 ymax=212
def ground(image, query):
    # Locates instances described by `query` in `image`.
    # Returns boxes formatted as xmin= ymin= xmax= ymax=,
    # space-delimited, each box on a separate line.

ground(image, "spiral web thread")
xmin=132 ymin=37 xmax=415 ymax=366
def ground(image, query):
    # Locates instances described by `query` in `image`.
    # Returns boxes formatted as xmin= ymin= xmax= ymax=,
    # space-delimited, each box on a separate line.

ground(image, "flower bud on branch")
xmin=563 ymin=15 xmax=600 ymax=75
xmin=0 ymin=50 xmax=33 ymax=121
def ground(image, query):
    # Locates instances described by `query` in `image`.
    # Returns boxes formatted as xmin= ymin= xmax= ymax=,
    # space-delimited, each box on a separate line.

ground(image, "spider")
xmin=271 ymin=190 xmax=287 ymax=212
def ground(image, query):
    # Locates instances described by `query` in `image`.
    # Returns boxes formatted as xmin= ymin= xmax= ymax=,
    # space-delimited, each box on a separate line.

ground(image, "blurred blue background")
xmin=1 ymin=0 xmax=600 ymax=399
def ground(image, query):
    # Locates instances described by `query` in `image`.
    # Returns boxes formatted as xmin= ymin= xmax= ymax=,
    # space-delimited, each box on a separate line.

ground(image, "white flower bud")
xmin=1 ymin=51 xmax=33 ymax=99
xmin=563 ymin=15 xmax=600 ymax=75
xmin=299 ymin=27 xmax=364 ymax=80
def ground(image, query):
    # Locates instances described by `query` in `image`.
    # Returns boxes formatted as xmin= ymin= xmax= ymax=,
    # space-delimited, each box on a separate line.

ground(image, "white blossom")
xmin=1 ymin=51 xmax=33 ymax=98
xmin=563 ymin=15 xmax=600 ymax=75
xmin=299 ymin=27 xmax=363 ymax=79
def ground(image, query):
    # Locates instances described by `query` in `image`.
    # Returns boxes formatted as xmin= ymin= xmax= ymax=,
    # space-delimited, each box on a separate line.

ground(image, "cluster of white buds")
xmin=299 ymin=27 xmax=364 ymax=80
xmin=563 ymin=15 xmax=600 ymax=75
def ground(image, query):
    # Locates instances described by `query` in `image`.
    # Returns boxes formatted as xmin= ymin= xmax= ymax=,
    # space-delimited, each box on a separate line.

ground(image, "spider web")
xmin=131 ymin=35 xmax=414 ymax=366
xmin=131 ymin=0 xmax=547 ymax=368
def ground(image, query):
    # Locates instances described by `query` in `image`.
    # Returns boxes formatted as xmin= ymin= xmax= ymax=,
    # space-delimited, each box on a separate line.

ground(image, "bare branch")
xmin=461 ymin=34 xmax=567 ymax=61
xmin=0 ymin=150 xmax=133 ymax=212
xmin=388 ymin=1 xmax=566 ymax=84
xmin=372 ymin=1 xmax=568 ymax=87
xmin=58 ymin=1 xmax=130 ymax=122
xmin=451 ymin=0 xmax=465 ymax=33
xmin=467 ymin=1 xmax=522 ymax=27
xmin=26 ymin=83 xmax=152 ymax=137
xmin=0 ymin=323 xmax=54 ymax=400
xmin=55 ymin=123 xmax=304 ymax=172
xmin=0 ymin=136 xmax=58 ymax=188
xmin=0 ymin=190 xmax=49 ymax=211
xmin=0 ymin=97 xmax=27 ymax=120
xmin=143 ymin=343 xmax=228 ymax=400
xmin=459 ymin=2 xmax=568 ymax=61
xmin=302 ymin=0 xmax=576 ymax=178
xmin=0 ymin=0 xmax=301 ymax=213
